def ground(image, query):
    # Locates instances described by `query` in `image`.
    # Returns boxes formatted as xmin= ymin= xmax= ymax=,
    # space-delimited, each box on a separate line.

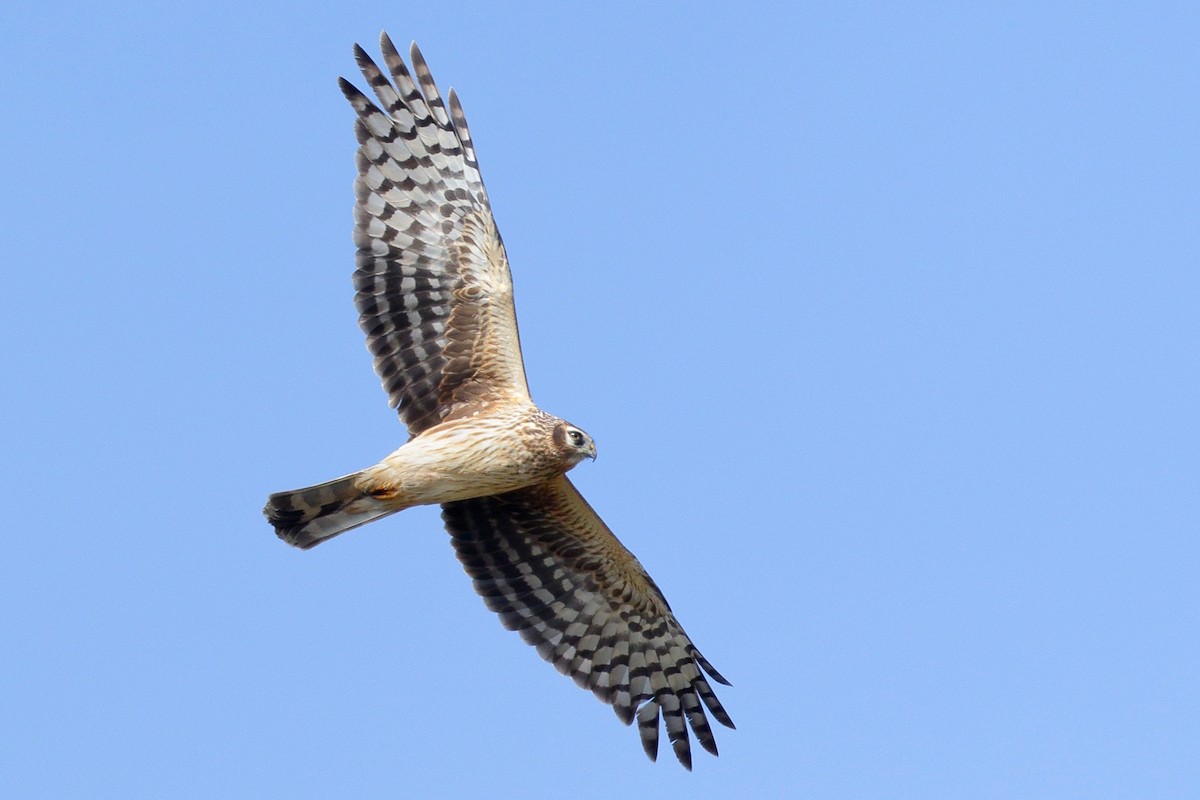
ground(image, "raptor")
xmin=264 ymin=33 xmax=733 ymax=768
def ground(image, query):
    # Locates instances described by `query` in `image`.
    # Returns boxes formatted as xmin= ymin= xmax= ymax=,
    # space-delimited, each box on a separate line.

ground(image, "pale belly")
xmin=358 ymin=410 xmax=564 ymax=507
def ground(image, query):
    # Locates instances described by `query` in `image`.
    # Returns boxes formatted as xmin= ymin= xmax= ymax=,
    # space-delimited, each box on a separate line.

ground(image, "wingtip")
xmin=637 ymin=703 xmax=660 ymax=764
xmin=694 ymin=648 xmax=733 ymax=686
xmin=672 ymin=737 xmax=694 ymax=771
xmin=337 ymin=76 xmax=363 ymax=103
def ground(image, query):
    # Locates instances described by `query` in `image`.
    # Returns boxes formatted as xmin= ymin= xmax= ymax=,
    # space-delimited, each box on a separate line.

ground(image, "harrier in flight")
xmin=264 ymin=33 xmax=733 ymax=768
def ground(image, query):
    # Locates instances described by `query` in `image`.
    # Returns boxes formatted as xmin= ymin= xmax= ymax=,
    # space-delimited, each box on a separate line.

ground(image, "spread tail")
xmin=264 ymin=472 xmax=397 ymax=549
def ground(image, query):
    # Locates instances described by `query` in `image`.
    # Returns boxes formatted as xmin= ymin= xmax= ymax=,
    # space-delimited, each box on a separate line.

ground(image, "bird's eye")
xmin=568 ymin=430 xmax=584 ymax=446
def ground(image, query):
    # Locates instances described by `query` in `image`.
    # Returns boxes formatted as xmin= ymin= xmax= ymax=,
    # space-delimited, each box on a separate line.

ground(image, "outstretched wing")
xmin=340 ymin=34 xmax=531 ymax=436
xmin=441 ymin=476 xmax=734 ymax=769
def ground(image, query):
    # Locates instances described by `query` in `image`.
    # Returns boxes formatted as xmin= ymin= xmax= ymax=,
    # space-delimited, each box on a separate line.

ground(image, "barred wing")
xmin=341 ymin=34 xmax=531 ymax=436
xmin=441 ymin=476 xmax=734 ymax=769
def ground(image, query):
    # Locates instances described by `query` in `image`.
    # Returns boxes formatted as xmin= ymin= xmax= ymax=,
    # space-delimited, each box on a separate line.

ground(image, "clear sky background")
xmin=2 ymin=2 xmax=1197 ymax=798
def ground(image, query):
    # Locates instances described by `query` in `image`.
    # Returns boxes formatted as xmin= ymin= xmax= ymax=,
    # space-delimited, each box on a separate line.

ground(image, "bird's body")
xmin=363 ymin=407 xmax=587 ymax=503
xmin=264 ymin=33 xmax=733 ymax=768
xmin=268 ymin=405 xmax=592 ymax=548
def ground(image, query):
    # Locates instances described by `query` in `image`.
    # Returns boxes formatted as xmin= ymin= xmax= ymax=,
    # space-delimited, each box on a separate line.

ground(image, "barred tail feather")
xmin=264 ymin=472 xmax=397 ymax=549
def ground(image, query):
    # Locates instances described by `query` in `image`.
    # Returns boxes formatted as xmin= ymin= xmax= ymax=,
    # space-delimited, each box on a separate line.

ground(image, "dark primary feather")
xmin=340 ymin=34 xmax=527 ymax=437
xmin=442 ymin=476 xmax=734 ymax=769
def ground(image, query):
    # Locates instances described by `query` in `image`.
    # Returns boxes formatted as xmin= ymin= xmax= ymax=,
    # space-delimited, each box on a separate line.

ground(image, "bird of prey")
xmin=264 ymin=33 xmax=733 ymax=768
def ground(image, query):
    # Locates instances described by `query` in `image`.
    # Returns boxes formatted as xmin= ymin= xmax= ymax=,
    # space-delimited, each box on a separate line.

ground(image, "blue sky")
xmin=2 ymin=2 xmax=1197 ymax=797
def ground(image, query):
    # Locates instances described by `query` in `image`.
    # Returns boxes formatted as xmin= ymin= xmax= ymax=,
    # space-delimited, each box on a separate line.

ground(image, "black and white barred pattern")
xmin=443 ymin=476 xmax=734 ymax=769
xmin=341 ymin=35 xmax=529 ymax=436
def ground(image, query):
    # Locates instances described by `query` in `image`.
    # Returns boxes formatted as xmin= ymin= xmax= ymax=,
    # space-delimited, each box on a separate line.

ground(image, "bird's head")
xmin=553 ymin=422 xmax=597 ymax=468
